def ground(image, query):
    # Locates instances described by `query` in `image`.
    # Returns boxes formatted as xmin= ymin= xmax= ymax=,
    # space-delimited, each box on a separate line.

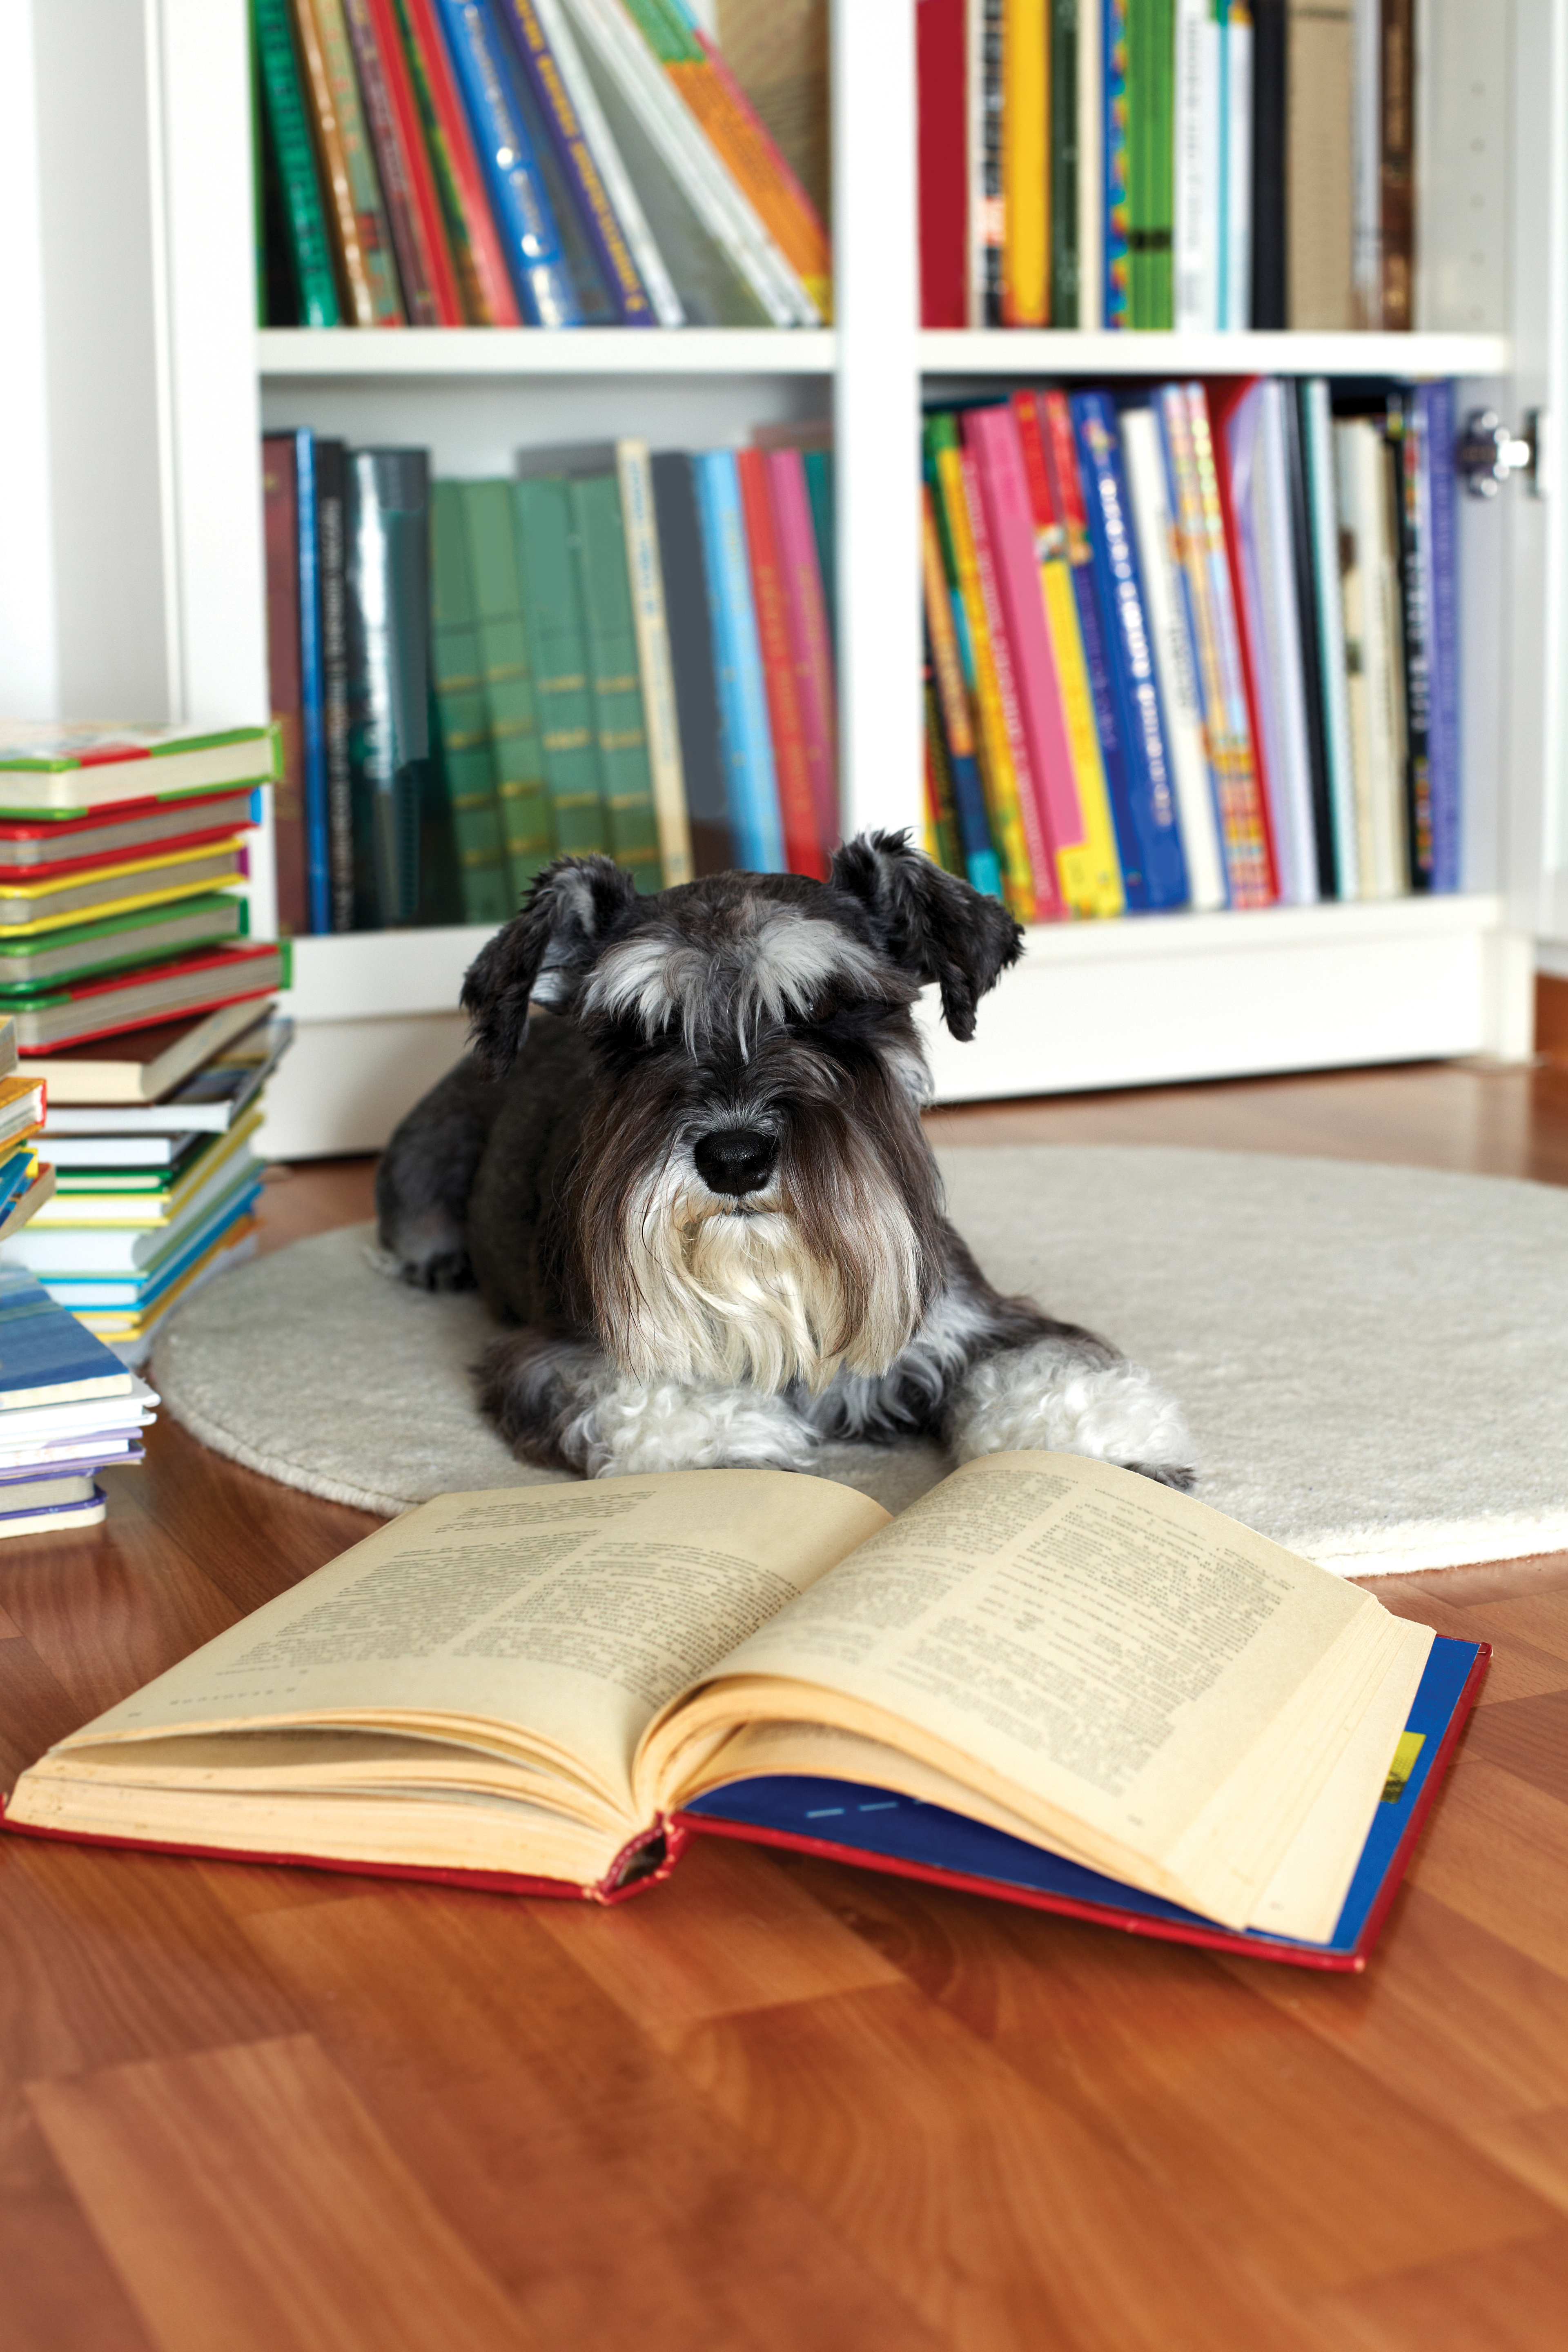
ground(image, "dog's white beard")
xmin=601 ymin=1167 xmax=924 ymax=1394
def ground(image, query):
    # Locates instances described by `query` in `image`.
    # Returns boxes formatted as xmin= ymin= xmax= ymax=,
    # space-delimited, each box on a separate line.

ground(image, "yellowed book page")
xmin=29 ymin=1473 xmax=886 ymax=1823
xmin=648 ymin=1455 xmax=1378 ymax=1882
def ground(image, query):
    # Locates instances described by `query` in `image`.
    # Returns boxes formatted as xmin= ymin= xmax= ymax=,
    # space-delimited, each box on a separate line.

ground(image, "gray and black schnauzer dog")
xmin=376 ymin=832 xmax=1194 ymax=1488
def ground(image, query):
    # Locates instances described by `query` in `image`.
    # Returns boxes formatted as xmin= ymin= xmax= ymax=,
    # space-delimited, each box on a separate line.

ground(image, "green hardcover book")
xmin=252 ymin=0 xmax=341 ymax=327
xmin=1050 ymin=0 xmax=1080 ymax=327
xmin=804 ymin=449 xmax=836 ymax=655
xmin=430 ymin=484 xmax=512 ymax=926
xmin=569 ymin=475 xmax=662 ymax=891
xmin=459 ymin=483 xmax=555 ymax=897
xmin=1127 ymin=0 xmax=1174 ymax=327
xmin=0 ymin=895 xmax=246 ymax=995
xmin=511 ymin=479 xmax=607 ymax=862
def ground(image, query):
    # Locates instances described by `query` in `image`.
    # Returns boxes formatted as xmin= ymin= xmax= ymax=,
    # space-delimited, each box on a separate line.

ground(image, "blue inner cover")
xmin=682 ymin=1634 xmax=1481 ymax=1956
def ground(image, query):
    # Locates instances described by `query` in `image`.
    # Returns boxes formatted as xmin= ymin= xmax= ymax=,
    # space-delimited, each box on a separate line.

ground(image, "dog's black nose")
xmin=693 ymin=1128 xmax=778 ymax=1197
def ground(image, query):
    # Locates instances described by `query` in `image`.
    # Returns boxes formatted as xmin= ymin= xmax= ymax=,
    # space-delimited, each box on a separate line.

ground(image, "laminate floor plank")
xmin=4 ymin=1062 xmax=1568 ymax=2352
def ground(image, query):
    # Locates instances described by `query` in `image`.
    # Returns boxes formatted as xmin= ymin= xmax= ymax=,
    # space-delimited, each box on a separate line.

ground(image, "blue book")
xmin=294 ymin=430 xmax=331 ymax=934
xmin=690 ymin=452 xmax=785 ymax=873
xmin=31 ymin=1174 xmax=265 ymax=1312
xmin=0 ymin=1265 xmax=133 ymax=1405
xmin=682 ymin=1634 xmax=1489 ymax=1971
xmin=1070 ymin=392 xmax=1189 ymax=909
xmin=1420 ymin=381 xmax=1462 ymax=894
xmin=0 ymin=1149 xmax=36 ymax=1221
xmin=434 ymin=0 xmax=582 ymax=328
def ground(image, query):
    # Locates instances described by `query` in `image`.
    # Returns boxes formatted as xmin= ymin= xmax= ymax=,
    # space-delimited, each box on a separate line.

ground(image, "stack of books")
xmin=5 ymin=1014 xmax=292 ymax=1369
xmin=918 ymin=0 xmax=1419 ymax=334
xmin=0 ymin=1264 xmax=158 ymax=1538
xmin=255 ymin=0 xmax=829 ymax=331
xmin=265 ymin=425 xmax=837 ymax=927
xmin=921 ymin=377 xmax=1460 ymax=916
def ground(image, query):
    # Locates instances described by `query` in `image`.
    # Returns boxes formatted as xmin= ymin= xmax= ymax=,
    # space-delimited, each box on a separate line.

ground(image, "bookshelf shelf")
xmin=257 ymin=328 xmax=839 ymax=378
xmin=918 ymin=330 xmax=1514 ymax=379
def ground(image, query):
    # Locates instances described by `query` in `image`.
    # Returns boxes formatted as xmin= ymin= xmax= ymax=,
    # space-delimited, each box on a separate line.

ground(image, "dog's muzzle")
xmin=692 ymin=1128 xmax=778 ymax=1197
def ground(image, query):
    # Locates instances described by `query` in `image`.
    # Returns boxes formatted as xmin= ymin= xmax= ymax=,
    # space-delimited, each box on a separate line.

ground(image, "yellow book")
xmin=1002 ymin=0 xmax=1050 ymax=326
xmin=1039 ymin=562 xmax=1125 ymax=916
xmin=928 ymin=439 xmax=1037 ymax=922
xmin=0 ymin=838 xmax=245 ymax=938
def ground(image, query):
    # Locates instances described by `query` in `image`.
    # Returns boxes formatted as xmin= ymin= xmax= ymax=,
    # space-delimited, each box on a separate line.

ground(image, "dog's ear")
xmin=829 ymin=831 xmax=1022 ymax=1041
xmin=461 ymin=856 xmax=639 ymax=1075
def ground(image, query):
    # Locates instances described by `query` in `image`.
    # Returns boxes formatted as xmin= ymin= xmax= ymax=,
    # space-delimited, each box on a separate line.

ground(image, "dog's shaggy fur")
xmin=376 ymin=833 xmax=1194 ymax=1487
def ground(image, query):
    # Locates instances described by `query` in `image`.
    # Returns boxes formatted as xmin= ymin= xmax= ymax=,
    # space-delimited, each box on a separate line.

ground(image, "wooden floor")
xmin=4 ymin=1058 xmax=1568 ymax=2352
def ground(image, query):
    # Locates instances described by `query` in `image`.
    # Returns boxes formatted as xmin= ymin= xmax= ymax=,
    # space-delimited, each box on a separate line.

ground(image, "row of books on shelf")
xmin=264 ymin=423 xmax=839 ymax=931
xmin=922 ymin=376 xmax=1459 ymax=919
xmin=256 ymin=0 xmax=829 ymax=330
xmin=919 ymin=0 xmax=1421 ymax=333
xmin=0 ymin=724 xmax=293 ymax=1379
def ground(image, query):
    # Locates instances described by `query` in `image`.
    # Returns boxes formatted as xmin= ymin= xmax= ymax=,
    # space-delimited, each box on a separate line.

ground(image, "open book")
xmin=1 ymin=1456 xmax=1486 ymax=1968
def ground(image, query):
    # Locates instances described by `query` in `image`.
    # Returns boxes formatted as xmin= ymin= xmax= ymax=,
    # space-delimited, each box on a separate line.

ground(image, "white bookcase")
xmin=1 ymin=0 xmax=1562 ymax=1158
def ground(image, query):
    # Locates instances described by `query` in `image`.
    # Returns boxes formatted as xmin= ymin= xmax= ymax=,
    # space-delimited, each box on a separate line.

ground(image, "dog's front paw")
xmin=950 ymin=1340 xmax=1196 ymax=1490
xmin=584 ymin=1380 xmax=820 ymax=1477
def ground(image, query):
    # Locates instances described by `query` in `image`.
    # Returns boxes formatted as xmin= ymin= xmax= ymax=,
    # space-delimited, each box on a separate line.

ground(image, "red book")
xmin=0 ymin=792 xmax=258 ymax=882
xmin=736 ymin=451 xmax=826 ymax=881
xmin=395 ymin=0 xmax=522 ymax=326
xmin=1205 ymin=377 xmax=1285 ymax=904
xmin=764 ymin=449 xmax=838 ymax=856
xmin=260 ymin=437 xmax=310 ymax=938
xmin=918 ymin=0 xmax=968 ymax=327
xmin=956 ymin=446 xmax=1062 ymax=917
xmin=347 ymin=0 xmax=466 ymax=325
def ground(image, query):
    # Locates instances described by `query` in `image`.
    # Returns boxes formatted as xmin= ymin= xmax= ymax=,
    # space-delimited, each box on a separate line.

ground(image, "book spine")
xmin=529 ymin=0 xmax=685 ymax=324
xmin=1287 ymin=0 xmax=1354 ymax=326
xmin=965 ymin=0 xmax=987 ymax=325
xmin=1247 ymin=382 xmax=1321 ymax=902
xmin=1104 ymin=0 xmax=1131 ymax=325
xmin=293 ymin=432 xmax=332 ymax=933
xmin=1379 ymin=0 xmax=1414 ymax=329
xmin=736 ymin=454 xmax=823 ymax=880
xmin=1071 ymin=392 xmax=1188 ymax=908
xmin=512 ymin=477 xmax=606 ymax=859
xmin=804 ymin=449 xmax=836 ymax=652
xmin=1175 ymin=383 xmax=1276 ymax=906
xmin=1419 ymin=380 xmax=1461 ymax=893
xmin=926 ymin=424 xmax=1037 ymax=921
xmin=920 ymin=488 xmax=1005 ymax=900
xmin=1050 ymin=0 xmax=1080 ymax=325
xmin=568 ymin=475 xmax=662 ymax=887
xmin=461 ymin=481 xmax=552 ymax=891
xmin=924 ymin=670 xmax=967 ymax=877
xmin=290 ymin=0 xmax=378 ymax=324
xmin=1013 ymin=391 xmax=1125 ymax=915
xmin=1393 ymin=394 xmax=1432 ymax=889
xmin=919 ymin=0 xmax=970 ymax=328
xmin=614 ymin=441 xmax=693 ymax=887
xmin=965 ymin=405 xmax=1077 ymax=912
xmin=691 ymin=452 xmax=784 ymax=873
xmin=1280 ymin=376 xmax=1337 ymax=894
xmin=1301 ymin=378 xmax=1360 ymax=897
xmin=1334 ymin=418 xmax=1381 ymax=895
xmin=313 ymin=440 xmax=356 ymax=931
xmin=297 ymin=0 xmax=408 ymax=323
xmin=1172 ymin=0 xmax=1214 ymax=331
xmin=765 ymin=450 xmax=839 ymax=860
xmin=495 ymin=0 xmax=657 ymax=323
xmin=1002 ymin=0 xmax=1050 ymax=325
xmin=650 ymin=453 xmax=733 ymax=878
xmin=1249 ymin=0 xmax=1285 ymax=325
xmin=345 ymin=450 xmax=432 ymax=927
xmin=254 ymin=0 xmax=343 ymax=325
xmin=434 ymin=0 xmax=582 ymax=324
xmin=1223 ymin=0 xmax=1253 ymax=329
xmin=560 ymin=0 xmax=810 ymax=327
xmin=678 ymin=21 xmax=833 ymax=318
xmin=350 ymin=0 xmax=468 ymax=322
xmin=981 ymin=0 xmax=1005 ymax=325
xmin=1127 ymin=0 xmax=1174 ymax=327
xmin=260 ymin=438 xmax=311 ymax=935
xmin=395 ymin=0 xmax=524 ymax=321
xmin=1075 ymin=0 xmax=1102 ymax=327
xmin=429 ymin=481 xmax=512 ymax=924
xmin=1118 ymin=404 xmax=1227 ymax=910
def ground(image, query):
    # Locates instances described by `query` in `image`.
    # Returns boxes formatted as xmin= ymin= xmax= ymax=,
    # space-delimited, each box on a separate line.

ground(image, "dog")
xmin=375 ymin=831 xmax=1194 ymax=1488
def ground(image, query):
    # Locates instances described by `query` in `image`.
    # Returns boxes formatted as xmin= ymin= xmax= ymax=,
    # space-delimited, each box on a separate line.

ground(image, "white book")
xmin=560 ymin=0 xmax=818 ymax=327
xmin=1334 ymin=419 xmax=1405 ymax=898
xmin=4 ymin=1156 xmax=261 ymax=1274
xmin=1120 ymin=405 xmax=1227 ymax=910
xmin=1076 ymin=0 xmax=1102 ymax=328
xmin=1174 ymin=0 xmax=1221 ymax=330
xmin=1250 ymin=381 xmax=1320 ymax=903
xmin=0 ymin=1375 xmax=156 ymax=1448
xmin=1222 ymin=2 xmax=1253 ymax=329
xmin=1301 ymin=381 xmax=1359 ymax=897
xmin=530 ymin=0 xmax=686 ymax=326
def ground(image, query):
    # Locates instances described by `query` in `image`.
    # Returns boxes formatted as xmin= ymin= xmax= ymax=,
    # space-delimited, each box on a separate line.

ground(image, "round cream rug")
xmin=151 ymin=1146 xmax=1568 ymax=1574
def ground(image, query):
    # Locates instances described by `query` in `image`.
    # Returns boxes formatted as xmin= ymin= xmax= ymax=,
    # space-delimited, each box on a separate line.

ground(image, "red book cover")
xmin=765 ymin=449 xmax=839 ymax=857
xmin=1205 ymin=377 xmax=1285 ymax=904
xmin=956 ymin=446 xmax=1062 ymax=917
xmin=260 ymin=437 xmax=310 ymax=938
xmin=736 ymin=451 xmax=826 ymax=880
xmin=396 ymin=0 xmax=523 ymax=326
xmin=15 ymin=944 xmax=285 ymax=1056
xmin=347 ymin=0 xmax=466 ymax=325
xmin=918 ymin=0 xmax=967 ymax=326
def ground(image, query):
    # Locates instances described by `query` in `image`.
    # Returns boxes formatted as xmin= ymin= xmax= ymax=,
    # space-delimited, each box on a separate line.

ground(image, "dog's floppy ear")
xmin=829 ymin=830 xmax=1022 ymax=1041
xmin=461 ymin=856 xmax=639 ymax=1076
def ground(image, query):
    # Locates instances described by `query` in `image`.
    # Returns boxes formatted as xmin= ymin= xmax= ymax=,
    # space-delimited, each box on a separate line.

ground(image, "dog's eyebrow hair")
xmin=583 ymin=913 xmax=884 ymax=1043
